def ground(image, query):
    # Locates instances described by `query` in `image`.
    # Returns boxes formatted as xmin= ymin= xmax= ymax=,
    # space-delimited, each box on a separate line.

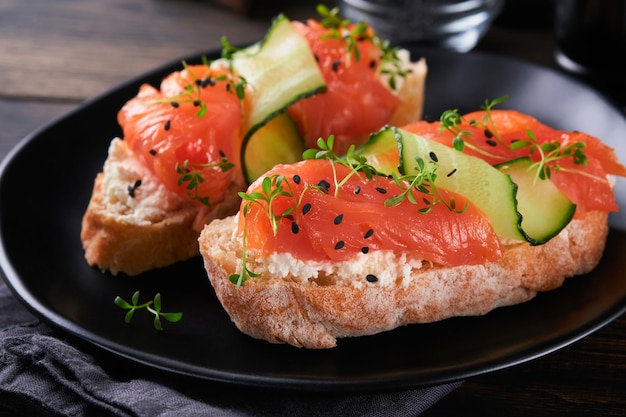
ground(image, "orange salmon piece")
xmin=287 ymin=20 xmax=400 ymax=154
xmin=241 ymin=159 xmax=503 ymax=267
xmin=403 ymin=110 xmax=626 ymax=216
xmin=118 ymin=64 xmax=242 ymax=205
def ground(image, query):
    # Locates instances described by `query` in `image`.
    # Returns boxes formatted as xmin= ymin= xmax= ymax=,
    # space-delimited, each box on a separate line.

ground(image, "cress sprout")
xmin=114 ymin=291 xmax=183 ymax=331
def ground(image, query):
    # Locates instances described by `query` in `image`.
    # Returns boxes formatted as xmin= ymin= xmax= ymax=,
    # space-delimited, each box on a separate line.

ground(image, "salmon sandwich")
xmin=198 ymin=100 xmax=626 ymax=348
xmin=80 ymin=6 xmax=427 ymax=276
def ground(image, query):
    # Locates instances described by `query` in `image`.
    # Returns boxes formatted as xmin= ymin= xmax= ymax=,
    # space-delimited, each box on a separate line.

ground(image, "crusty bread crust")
xmin=389 ymin=57 xmax=427 ymax=127
xmin=199 ymin=211 xmax=608 ymax=349
xmin=81 ymin=138 xmax=244 ymax=276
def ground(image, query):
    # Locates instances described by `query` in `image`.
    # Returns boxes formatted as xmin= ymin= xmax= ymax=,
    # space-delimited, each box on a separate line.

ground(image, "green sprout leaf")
xmin=316 ymin=4 xmax=406 ymax=89
xmin=384 ymin=157 xmax=468 ymax=214
xmin=439 ymin=96 xmax=589 ymax=182
xmin=175 ymin=156 xmax=235 ymax=206
xmin=114 ymin=291 xmax=182 ymax=331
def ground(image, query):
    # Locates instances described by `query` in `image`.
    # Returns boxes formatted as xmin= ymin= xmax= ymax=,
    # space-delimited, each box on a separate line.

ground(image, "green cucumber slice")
xmin=231 ymin=14 xmax=326 ymax=182
xmin=496 ymin=157 xmax=576 ymax=244
xmin=359 ymin=126 xmax=527 ymax=242
xmin=243 ymin=112 xmax=305 ymax=182
xmin=354 ymin=126 xmax=402 ymax=175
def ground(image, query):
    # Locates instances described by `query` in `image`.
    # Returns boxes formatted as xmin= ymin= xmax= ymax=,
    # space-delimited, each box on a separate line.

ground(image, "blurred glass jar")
xmin=554 ymin=0 xmax=626 ymax=76
xmin=336 ymin=0 xmax=506 ymax=52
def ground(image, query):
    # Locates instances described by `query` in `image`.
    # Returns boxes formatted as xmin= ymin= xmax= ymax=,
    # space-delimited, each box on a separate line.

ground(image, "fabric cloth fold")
xmin=1 ymin=280 xmax=460 ymax=417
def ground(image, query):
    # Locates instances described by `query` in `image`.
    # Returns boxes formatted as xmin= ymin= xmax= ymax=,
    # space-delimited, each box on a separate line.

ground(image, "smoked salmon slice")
xmin=117 ymin=64 xmax=243 ymax=205
xmin=241 ymin=159 xmax=503 ymax=267
xmin=287 ymin=19 xmax=401 ymax=154
xmin=403 ymin=109 xmax=626 ymax=216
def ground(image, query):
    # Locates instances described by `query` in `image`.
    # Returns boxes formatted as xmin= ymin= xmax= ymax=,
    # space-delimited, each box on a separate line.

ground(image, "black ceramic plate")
xmin=1 ymin=47 xmax=626 ymax=392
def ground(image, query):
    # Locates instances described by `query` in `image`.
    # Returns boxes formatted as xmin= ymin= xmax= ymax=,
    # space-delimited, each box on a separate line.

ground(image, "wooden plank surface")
xmin=426 ymin=315 xmax=626 ymax=416
xmin=0 ymin=0 xmax=317 ymax=101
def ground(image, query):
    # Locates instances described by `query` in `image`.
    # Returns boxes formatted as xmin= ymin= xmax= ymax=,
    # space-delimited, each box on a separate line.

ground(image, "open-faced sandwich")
xmin=80 ymin=6 xmax=427 ymax=276
xmin=80 ymin=5 xmax=625 ymax=351
xmin=198 ymin=99 xmax=626 ymax=348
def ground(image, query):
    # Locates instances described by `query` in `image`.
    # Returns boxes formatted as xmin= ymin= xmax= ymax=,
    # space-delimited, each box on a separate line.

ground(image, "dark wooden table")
xmin=1 ymin=1 xmax=624 ymax=415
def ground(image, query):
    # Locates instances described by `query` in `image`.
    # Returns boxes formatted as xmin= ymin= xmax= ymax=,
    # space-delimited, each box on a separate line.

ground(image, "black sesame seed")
xmin=194 ymin=79 xmax=202 ymax=86
xmin=364 ymin=229 xmax=374 ymax=239
xmin=193 ymin=100 xmax=201 ymax=107
xmin=486 ymin=139 xmax=497 ymax=147
xmin=293 ymin=174 xmax=301 ymax=185
xmin=354 ymin=185 xmax=361 ymax=195
xmin=333 ymin=214 xmax=344 ymax=225
xmin=314 ymin=54 xmax=320 ymax=62
xmin=291 ymin=222 xmax=299 ymax=234
xmin=170 ymin=101 xmax=179 ymax=108
xmin=361 ymin=247 xmax=369 ymax=254
xmin=334 ymin=241 xmax=345 ymax=250
xmin=375 ymin=187 xmax=387 ymax=194
xmin=149 ymin=149 xmax=157 ymax=156
xmin=447 ymin=168 xmax=457 ymax=177
xmin=127 ymin=179 xmax=142 ymax=198
xmin=429 ymin=151 xmax=439 ymax=162
xmin=164 ymin=120 xmax=171 ymax=131
xmin=332 ymin=60 xmax=341 ymax=72
xmin=366 ymin=274 xmax=378 ymax=283
xmin=318 ymin=179 xmax=331 ymax=192
xmin=201 ymin=78 xmax=215 ymax=88
xmin=369 ymin=59 xmax=377 ymax=69
xmin=484 ymin=129 xmax=494 ymax=138
xmin=302 ymin=203 xmax=312 ymax=215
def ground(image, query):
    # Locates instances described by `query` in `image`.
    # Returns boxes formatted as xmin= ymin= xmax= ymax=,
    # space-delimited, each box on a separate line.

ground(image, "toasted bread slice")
xmin=81 ymin=138 xmax=244 ymax=276
xmin=198 ymin=211 xmax=608 ymax=348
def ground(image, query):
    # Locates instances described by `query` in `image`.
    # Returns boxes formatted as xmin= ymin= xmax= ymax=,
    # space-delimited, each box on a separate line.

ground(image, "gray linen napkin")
xmin=0 ymin=280 xmax=461 ymax=417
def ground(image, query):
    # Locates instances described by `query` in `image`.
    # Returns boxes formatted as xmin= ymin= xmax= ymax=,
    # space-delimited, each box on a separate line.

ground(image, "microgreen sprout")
xmin=230 ymin=175 xmax=297 ymax=288
xmin=321 ymin=21 xmax=369 ymax=63
xmin=303 ymin=135 xmax=378 ymax=197
xmin=238 ymin=175 xmax=296 ymax=236
xmin=441 ymin=96 xmax=509 ymax=159
xmin=377 ymin=40 xmax=409 ymax=91
xmin=114 ymin=291 xmax=182 ymax=331
xmin=318 ymin=5 xmax=369 ymax=62
xmin=176 ymin=157 xmax=235 ymax=206
xmin=229 ymin=222 xmax=261 ymax=288
xmin=316 ymin=4 xmax=405 ymax=89
xmin=474 ymin=96 xmax=509 ymax=146
xmin=385 ymin=156 xmax=468 ymax=214
xmin=510 ymin=130 xmax=588 ymax=182
xmin=440 ymin=96 xmax=589 ymax=182
xmin=317 ymin=4 xmax=350 ymax=29
xmin=220 ymin=36 xmax=241 ymax=61
xmin=152 ymin=59 xmax=246 ymax=116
